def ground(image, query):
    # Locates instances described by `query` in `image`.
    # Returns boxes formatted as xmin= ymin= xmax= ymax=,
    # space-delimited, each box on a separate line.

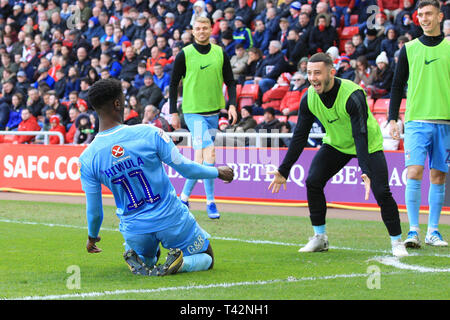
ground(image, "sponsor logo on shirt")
xmin=111 ymin=145 xmax=125 ymax=158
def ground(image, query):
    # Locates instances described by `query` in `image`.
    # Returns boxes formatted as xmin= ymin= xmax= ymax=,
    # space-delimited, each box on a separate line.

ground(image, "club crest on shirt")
xmin=111 ymin=145 xmax=125 ymax=158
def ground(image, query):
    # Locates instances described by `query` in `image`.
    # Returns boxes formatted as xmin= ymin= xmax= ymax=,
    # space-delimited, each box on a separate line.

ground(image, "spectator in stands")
xmin=343 ymin=40 xmax=360 ymax=60
xmin=363 ymin=28 xmax=382 ymax=64
xmin=48 ymin=114 xmax=66 ymax=145
xmin=13 ymin=70 xmax=29 ymax=97
xmin=377 ymin=0 xmax=404 ymax=22
xmin=218 ymin=117 xmax=229 ymax=132
xmin=315 ymin=1 xmax=337 ymax=28
xmin=233 ymin=16 xmax=254 ymax=49
xmin=156 ymin=35 xmax=172 ymax=58
xmin=381 ymin=27 xmax=399 ymax=64
xmin=133 ymin=62 xmax=147 ymax=90
xmin=64 ymin=66 xmax=81 ymax=98
xmin=252 ymin=19 xmax=270 ymax=55
xmin=5 ymin=92 xmax=24 ymax=131
xmin=53 ymin=69 xmax=67 ymax=99
xmin=366 ymin=51 xmax=393 ymax=99
xmin=239 ymin=46 xmax=263 ymax=85
xmin=254 ymin=40 xmax=288 ymax=95
xmin=153 ymin=63 xmax=171 ymax=93
xmin=297 ymin=56 xmax=309 ymax=79
xmin=146 ymin=46 xmax=169 ymax=74
xmin=354 ymin=55 xmax=377 ymax=89
xmin=330 ymin=0 xmax=355 ymax=27
xmin=137 ymin=72 xmax=163 ymax=108
xmin=279 ymin=121 xmax=292 ymax=148
xmin=264 ymin=7 xmax=281 ymax=40
xmin=142 ymin=104 xmax=172 ymax=132
xmin=445 ymin=19 xmax=450 ymax=40
xmin=66 ymin=90 xmax=89 ymax=114
xmin=336 ymin=55 xmax=356 ymax=80
xmin=231 ymin=106 xmax=257 ymax=133
xmin=26 ymin=88 xmax=45 ymax=119
xmin=74 ymin=113 xmax=94 ymax=145
xmin=129 ymin=95 xmax=144 ymax=119
xmin=288 ymin=1 xmax=302 ymax=27
xmin=84 ymin=16 xmax=105 ymax=42
xmin=191 ymin=1 xmax=208 ymax=27
xmin=230 ymin=43 xmax=248 ymax=81
xmin=47 ymin=91 xmax=69 ymax=127
xmin=277 ymin=17 xmax=291 ymax=52
xmin=220 ymin=30 xmax=236 ymax=58
xmin=121 ymin=78 xmax=138 ymax=101
xmin=123 ymin=105 xmax=141 ymax=125
xmin=235 ymin=0 xmax=254 ymax=27
xmin=396 ymin=12 xmax=422 ymax=39
xmin=352 ymin=33 xmax=367 ymax=59
xmin=99 ymin=52 xmax=122 ymax=78
xmin=14 ymin=108 xmax=41 ymax=144
xmin=119 ymin=46 xmax=139 ymax=82
xmin=255 ymin=107 xmax=283 ymax=147
xmin=175 ymin=1 xmax=192 ymax=31
xmin=65 ymin=106 xmax=80 ymax=144
xmin=308 ymin=13 xmax=339 ymax=54
xmin=279 ymin=72 xmax=308 ymax=116
xmin=374 ymin=12 xmax=394 ymax=38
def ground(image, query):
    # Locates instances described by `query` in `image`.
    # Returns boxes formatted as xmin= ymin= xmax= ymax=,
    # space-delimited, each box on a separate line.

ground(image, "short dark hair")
xmin=417 ymin=0 xmax=441 ymax=10
xmin=308 ymin=52 xmax=334 ymax=68
xmin=88 ymin=78 xmax=122 ymax=111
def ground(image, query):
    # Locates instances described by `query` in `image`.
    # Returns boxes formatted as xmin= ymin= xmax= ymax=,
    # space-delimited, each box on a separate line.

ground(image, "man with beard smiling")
xmin=268 ymin=53 xmax=408 ymax=258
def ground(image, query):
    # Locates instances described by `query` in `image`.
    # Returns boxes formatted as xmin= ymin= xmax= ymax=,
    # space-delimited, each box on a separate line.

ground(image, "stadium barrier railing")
xmin=0 ymin=131 xmax=65 ymax=145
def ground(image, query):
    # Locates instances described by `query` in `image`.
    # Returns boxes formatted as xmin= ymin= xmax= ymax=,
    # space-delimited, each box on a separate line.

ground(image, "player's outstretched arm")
xmin=85 ymin=192 xmax=103 ymax=253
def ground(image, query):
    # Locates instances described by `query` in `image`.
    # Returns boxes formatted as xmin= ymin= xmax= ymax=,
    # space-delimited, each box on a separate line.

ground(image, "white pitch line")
xmin=372 ymin=256 xmax=450 ymax=273
xmin=1 ymin=218 xmax=449 ymax=257
xmin=7 ymin=271 xmax=402 ymax=300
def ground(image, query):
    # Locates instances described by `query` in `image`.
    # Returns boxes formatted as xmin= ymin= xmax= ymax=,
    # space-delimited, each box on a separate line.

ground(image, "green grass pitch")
xmin=0 ymin=200 xmax=449 ymax=300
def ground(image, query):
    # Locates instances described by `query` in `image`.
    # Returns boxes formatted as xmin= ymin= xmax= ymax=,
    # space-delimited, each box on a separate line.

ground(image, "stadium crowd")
xmin=0 ymin=0 xmax=448 ymax=148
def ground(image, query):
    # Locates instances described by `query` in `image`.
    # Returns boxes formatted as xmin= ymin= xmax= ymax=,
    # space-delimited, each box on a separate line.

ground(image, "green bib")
xmin=182 ymin=44 xmax=225 ymax=113
xmin=405 ymin=38 xmax=450 ymax=122
xmin=307 ymin=78 xmax=383 ymax=155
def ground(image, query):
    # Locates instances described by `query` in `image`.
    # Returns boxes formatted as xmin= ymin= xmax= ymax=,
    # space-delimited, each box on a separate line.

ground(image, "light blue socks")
xmin=428 ymin=183 xmax=445 ymax=231
xmin=203 ymin=161 xmax=215 ymax=203
xmin=313 ymin=225 xmax=326 ymax=235
xmin=405 ymin=179 xmax=421 ymax=229
xmin=179 ymin=253 xmax=212 ymax=273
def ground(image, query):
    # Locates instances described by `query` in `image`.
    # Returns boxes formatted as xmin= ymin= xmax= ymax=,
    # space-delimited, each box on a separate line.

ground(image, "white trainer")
xmin=298 ymin=234 xmax=329 ymax=252
xmin=425 ymin=231 xmax=448 ymax=247
xmin=391 ymin=239 xmax=409 ymax=258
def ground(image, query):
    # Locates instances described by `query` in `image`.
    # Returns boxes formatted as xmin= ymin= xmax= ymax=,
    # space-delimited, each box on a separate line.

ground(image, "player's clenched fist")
xmin=86 ymin=236 xmax=102 ymax=253
xmin=217 ymin=166 xmax=234 ymax=183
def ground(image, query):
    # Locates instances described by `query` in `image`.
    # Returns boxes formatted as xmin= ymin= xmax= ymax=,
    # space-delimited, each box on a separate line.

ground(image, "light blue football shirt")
xmin=79 ymin=124 xmax=218 ymax=235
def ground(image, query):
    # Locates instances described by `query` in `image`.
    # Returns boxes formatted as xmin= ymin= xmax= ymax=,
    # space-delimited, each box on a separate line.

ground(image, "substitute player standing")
xmin=169 ymin=16 xmax=238 ymax=219
xmin=389 ymin=0 xmax=449 ymax=248
xmin=79 ymin=79 xmax=234 ymax=276
xmin=268 ymin=53 xmax=409 ymax=258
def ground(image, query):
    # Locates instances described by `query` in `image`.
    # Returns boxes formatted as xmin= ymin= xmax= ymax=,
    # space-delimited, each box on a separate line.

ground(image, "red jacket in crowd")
xmin=15 ymin=115 xmax=41 ymax=144
xmin=377 ymin=0 xmax=404 ymax=12
xmin=49 ymin=116 xmax=66 ymax=145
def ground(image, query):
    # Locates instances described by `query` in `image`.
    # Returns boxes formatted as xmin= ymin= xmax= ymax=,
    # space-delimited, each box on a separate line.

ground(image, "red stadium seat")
xmin=372 ymin=98 xmax=390 ymax=113
xmin=276 ymin=115 xmax=287 ymax=122
xmin=254 ymin=115 xmax=265 ymax=124
xmin=350 ymin=15 xmax=358 ymax=26
xmin=240 ymin=83 xmax=259 ymax=100
xmin=374 ymin=113 xmax=387 ymax=125
xmin=367 ymin=98 xmax=375 ymax=112
xmin=398 ymin=139 xmax=404 ymax=151
xmin=288 ymin=115 xmax=298 ymax=123
xmin=399 ymin=112 xmax=405 ymax=123
xmin=238 ymin=97 xmax=255 ymax=110
xmin=400 ymin=99 xmax=407 ymax=113
xmin=340 ymin=26 xmax=359 ymax=39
